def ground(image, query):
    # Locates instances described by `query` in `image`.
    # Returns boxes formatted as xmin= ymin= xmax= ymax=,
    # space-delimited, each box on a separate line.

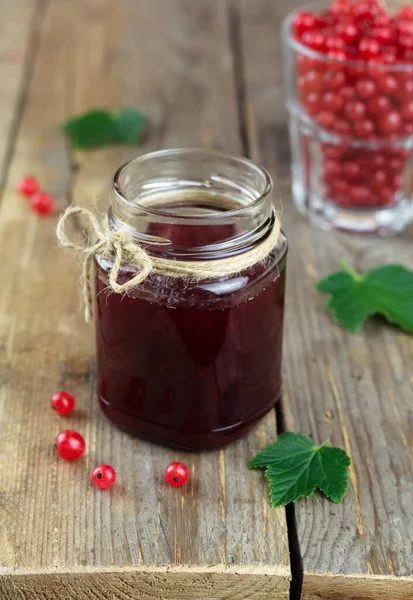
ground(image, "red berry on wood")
xmin=18 ymin=176 xmax=39 ymax=197
xmin=164 ymin=462 xmax=189 ymax=487
xmin=31 ymin=192 xmax=55 ymax=216
xmin=91 ymin=464 xmax=116 ymax=489
xmin=56 ymin=430 xmax=85 ymax=461
xmin=51 ymin=391 xmax=76 ymax=415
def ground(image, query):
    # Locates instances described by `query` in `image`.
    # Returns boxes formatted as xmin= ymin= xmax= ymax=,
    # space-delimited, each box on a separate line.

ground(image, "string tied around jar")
xmin=56 ymin=205 xmax=281 ymax=323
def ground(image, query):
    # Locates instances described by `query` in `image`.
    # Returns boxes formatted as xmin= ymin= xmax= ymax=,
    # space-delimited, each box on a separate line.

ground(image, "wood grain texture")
xmin=236 ymin=0 xmax=413 ymax=598
xmin=0 ymin=0 xmax=290 ymax=598
xmin=0 ymin=0 xmax=40 ymax=184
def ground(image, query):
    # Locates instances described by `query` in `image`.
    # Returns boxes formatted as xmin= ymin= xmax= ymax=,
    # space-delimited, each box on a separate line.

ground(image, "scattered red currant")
xmin=91 ymin=464 xmax=116 ymax=489
xmin=56 ymin=430 xmax=85 ymax=461
xmin=18 ymin=176 xmax=39 ymax=197
xmin=31 ymin=192 xmax=55 ymax=216
xmin=164 ymin=462 xmax=189 ymax=487
xmin=51 ymin=390 xmax=76 ymax=415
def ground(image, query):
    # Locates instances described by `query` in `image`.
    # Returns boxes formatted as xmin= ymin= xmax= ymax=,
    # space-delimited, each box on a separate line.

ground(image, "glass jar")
xmin=283 ymin=6 xmax=413 ymax=234
xmin=94 ymin=149 xmax=287 ymax=450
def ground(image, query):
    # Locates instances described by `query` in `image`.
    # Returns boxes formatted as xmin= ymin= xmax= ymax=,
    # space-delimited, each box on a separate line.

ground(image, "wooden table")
xmin=0 ymin=1 xmax=412 ymax=598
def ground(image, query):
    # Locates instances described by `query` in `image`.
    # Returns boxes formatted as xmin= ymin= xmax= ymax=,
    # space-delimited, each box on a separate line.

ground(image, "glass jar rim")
xmin=282 ymin=5 xmax=413 ymax=73
xmin=112 ymin=148 xmax=273 ymax=221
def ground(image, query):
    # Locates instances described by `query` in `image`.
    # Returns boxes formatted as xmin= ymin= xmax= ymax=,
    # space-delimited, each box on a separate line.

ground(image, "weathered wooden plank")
xmin=237 ymin=0 xmax=413 ymax=598
xmin=0 ymin=0 xmax=40 ymax=184
xmin=0 ymin=1 xmax=290 ymax=598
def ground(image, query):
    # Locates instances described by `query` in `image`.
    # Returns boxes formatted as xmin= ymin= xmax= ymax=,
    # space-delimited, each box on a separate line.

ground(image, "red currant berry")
xmin=323 ymin=159 xmax=341 ymax=178
xmin=377 ymin=111 xmax=402 ymax=135
xmin=326 ymin=50 xmax=348 ymax=62
xmin=379 ymin=186 xmax=394 ymax=205
xmin=353 ymin=0 xmax=382 ymax=21
xmin=343 ymin=161 xmax=362 ymax=180
xmin=18 ymin=176 xmax=39 ymax=197
xmin=371 ymin=153 xmax=386 ymax=168
xmin=397 ymin=21 xmax=413 ymax=36
xmin=51 ymin=391 xmax=76 ymax=415
xmin=301 ymin=30 xmax=327 ymax=52
xmin=336 ymin=22 xmax=360 ymax=45
xmin=376 ymin=75 xmax=398 ymax=95
xmin=400 ymin=35 xmax=413 ymax=50
xmin=326 ymin=36 xmax=346 ymax=51
xmin=322 ymin=91 xmax=344 ymax=112
xmin=305 ymin=92 xmax=322 ymax=117
xmin=293 ymin=11 xmax=319 ymax=37
xmin=374 ymin=13 xmax=392 ymax=27
xmin=330 ymin=0 xmax=352 ymax=16
xmin=353 ymin=118 xmax=375 ymax=138
xmin=381 ymin=48 xmax=397 ymax=65
xmin=322 ymin=144 xmax=342 ymax=160
xmin=56 ymin=430 xmax=85 ymax=461
xmin=367 ymin=95 xmax=391 ymax=116
xmin=91 ymin=464 xmax=116 ymax=489
xmin=349 ymin=185 xmax=371 ymax=204
xmin=339 ymin=85 xmax=356 ymax=101
xmin=391 ymin=173 xmax=403 ymax=190
xmin=31 ymin=192 xmax=54 ymax=216
xmin=370 ymin=27 xmax=393 ymax=45
xmin=399 ymin=79 xmax=413 ymax=101
xmin=398 ymin=7 xmax=413 ymax=21
xmin=401 ymin=100 xmax=413 ymax=121
xmin=344 ymin=100 xmax=366 ymax=121
xmin=358 ymin=38 xmax=381 ymax=60
xmin=332 ymin=178 xmax=349 ymax=194
xmin=355 ymin=79 xmax=377 ymax=99
xmin=164 ymin=462 xmax=189 ymax=487
xmin=300 ymin=70 xmax=324 ymax=94
xmin=403 ymin=122 xmax=413 ymax=136
xmin=372 ymin=170 xmax=387 ymax=188
xmin=388 ymin=157 xmax=404 ymax=172
xmin=317 ymin=111 xmax=335 ymax=129
xmin=334 ymin=119 xmax=351 ymax=135
xmin=323 ymin=69 xmax=346 ymax=90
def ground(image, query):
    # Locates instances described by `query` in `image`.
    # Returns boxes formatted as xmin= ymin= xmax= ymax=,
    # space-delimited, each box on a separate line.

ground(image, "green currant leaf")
xmin=317 ymin=261 xmax=413 ymax=334
xmin=62 ymin=107 xmax=149 ymax=149
xmin=114 ymin=107 xmax=149 ymax=144
xmin=249 ymin=432 xmax=350 ymax=508
xmin=62 ymin=110 xmax=119 ymax=149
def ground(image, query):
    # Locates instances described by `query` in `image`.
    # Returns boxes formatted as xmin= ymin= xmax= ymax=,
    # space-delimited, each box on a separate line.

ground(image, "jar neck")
xmin=109 ymin=149 xmax=274 ymax=260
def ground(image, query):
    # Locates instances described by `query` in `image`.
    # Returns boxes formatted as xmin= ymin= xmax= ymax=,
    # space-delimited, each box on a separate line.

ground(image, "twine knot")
xmin=57 ymin=205 xmax=281 ymax=323
xmin=57 ymin=206 xmax=153 ymax=322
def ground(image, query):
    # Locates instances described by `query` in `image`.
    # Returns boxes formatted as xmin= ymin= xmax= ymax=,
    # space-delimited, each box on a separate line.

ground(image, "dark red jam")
xmin=95 ymin=239 xmax=286 ymax=450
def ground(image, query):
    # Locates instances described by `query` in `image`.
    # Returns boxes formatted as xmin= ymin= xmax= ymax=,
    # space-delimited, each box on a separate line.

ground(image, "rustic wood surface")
xmin=0 ymin=0 xmax=413 ymax=599
xmin=237 ymin=0 xmax=413 ymax=598
xmin=0 ymin=1 xmax=290 ymax=599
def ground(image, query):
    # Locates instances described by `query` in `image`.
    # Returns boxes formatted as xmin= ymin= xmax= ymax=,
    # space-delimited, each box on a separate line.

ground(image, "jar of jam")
xmin=95 ymin=149 xmax=287 ymax=450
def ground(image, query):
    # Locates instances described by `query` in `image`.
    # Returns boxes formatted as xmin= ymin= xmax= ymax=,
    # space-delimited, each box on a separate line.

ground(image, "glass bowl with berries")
xmin=283 ymin=0 xmax=413 ymax=234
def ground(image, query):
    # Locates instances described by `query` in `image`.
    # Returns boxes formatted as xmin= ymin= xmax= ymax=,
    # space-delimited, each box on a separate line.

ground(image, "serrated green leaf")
xmin=62 ymin=107 xmax=149 ymax=149
xmin=317 ymin=261 xmax=413 ymax=334
xmin=115 ymin=107 xmax=148 ymax=144
xmin=62 ymin=110 xmax=118 ymax=149
xmin=249 ymin=432 xmax=350 ymax=508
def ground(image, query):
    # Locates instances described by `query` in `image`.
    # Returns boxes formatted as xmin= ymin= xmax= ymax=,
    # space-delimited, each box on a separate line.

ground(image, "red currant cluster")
xmin=51 ymin=391 xmax=188 ymax=488
xmin=18 ymin=176 xmax=55 ymax=215
xmin=293 ymin=0 xmax=413 ymax=209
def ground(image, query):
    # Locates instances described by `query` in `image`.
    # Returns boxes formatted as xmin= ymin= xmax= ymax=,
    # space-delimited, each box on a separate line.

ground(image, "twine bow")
xmin=57 ymin=206 xmax=281 ymax=323
xmin=57 ymin=207 xmax=153 ymax=322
